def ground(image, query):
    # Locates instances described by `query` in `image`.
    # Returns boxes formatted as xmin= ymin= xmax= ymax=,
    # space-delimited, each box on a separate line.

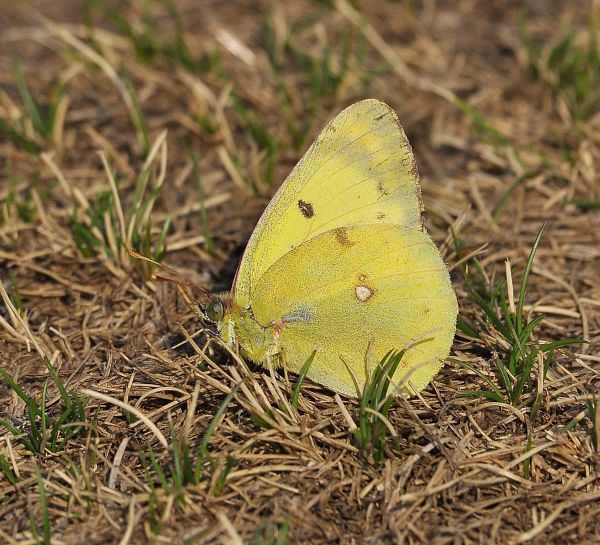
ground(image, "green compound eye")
xmin=205 ymin=300 xmax=224 ymax=322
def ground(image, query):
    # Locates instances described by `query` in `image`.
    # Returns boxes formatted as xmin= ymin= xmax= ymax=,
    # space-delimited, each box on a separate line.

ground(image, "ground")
xmin=0 ymin=1 xmax=599 ymax=544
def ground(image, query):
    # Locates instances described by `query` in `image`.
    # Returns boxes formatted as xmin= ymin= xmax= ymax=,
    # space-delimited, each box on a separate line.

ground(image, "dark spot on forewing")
xmin=333 ymin=227 xmax=354 ymax=247
xmin=376 ymin=181 xmax=389 ymax=197
xmin=298 ymin=199 xmax=314 ymax=218
xmin=374 ymin=113 xmax=386 ymax=121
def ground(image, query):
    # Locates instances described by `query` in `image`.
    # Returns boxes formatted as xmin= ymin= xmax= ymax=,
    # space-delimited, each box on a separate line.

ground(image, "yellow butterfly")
xmin=199 ymin=99 xmax=458 ymax=398
xmin=132 ymin=99 xmax=457 ymax=397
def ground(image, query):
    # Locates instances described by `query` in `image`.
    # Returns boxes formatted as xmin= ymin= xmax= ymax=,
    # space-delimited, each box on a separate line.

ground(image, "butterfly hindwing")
xmin=250 ymin=224 xmax=457 ymax=396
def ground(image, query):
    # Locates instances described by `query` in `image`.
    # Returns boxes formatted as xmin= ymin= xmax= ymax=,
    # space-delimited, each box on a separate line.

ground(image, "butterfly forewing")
xmin=233 ymin=99 xmax=423 ymax=308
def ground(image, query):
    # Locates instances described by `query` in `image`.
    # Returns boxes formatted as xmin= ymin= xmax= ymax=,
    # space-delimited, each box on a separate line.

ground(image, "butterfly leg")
xmin=266 ymin=318 xmax=289 ymax=363
xmin=271 ymin=319 xmax=285 ymax=346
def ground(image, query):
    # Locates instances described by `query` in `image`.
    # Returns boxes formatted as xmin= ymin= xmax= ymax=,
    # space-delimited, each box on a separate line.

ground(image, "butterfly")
xmin=137 ymin=99 xmax=457 ymax=397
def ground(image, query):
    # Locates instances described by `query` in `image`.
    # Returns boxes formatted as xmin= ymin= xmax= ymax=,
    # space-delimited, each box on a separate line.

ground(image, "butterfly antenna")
xmin=128 ymin=248 xmax=211 ymax=305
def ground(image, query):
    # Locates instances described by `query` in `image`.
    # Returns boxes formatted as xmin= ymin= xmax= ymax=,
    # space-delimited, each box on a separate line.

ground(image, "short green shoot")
xmin=127 ymin=136 xmax=171 ymax=262
xmin=254 ymin=516 xmax=291 ymax=545
xmin=565 ymin=199 xmax=600 ymax=210
xmin=145 ymin=488 xmax=164 ymax=536
xmin=121 ymin=70 xmax=150 ymax=155
xmin=70 ymin=189 xmax=114 ymax=259
xmin=454 ymin=223 xmax=584 ymax=418
xmin=586 ymin=396 xmax=599 ymax=451
xmin=262 ymin=9 xmax=375 ymax=151
xmin=31 ymin=466 xmax=51 ymax=545
xmin=68 ymin=133 xmax=171 ymax=267
xmin=0 ymin=358 xmax=88 ymax=454
xmin=453 ymin=97 xmax=511 ymax=148
xmin=187 ymin=145 xmax=216 ymax=254
xmin=2 ymin=163 xmax=39 ymax=226
xmin=0 ymin=452 xmax=18 ymax=486
xmin=354 ymin=350 xmax=408 ymax=464
xmin=7 ymin=271 xmax=24 ymax=315
xmin=0 ymin=57 xmax=69 ymax=152
xmin=522 ymin=436 xmax=533 ymax=480
xmin=88 ymin=0 xmax=204 ymax=73
xmin=140 ymin=387 xmax=236 ymax=500
xmin=0 ymin=117 xmax=39 ymax=154
xmin=232 ymin=95 xmax=280 ymax=192
xmin=249 ymin=406 xmax=278 ymax=430
xmin=284 ymin=24 xmax=361 ymax=111
xmin=492 ymin=170 xmax=541 ymax=222
xmin=290 ymin=350 xmax=316 ymax=412
xmin=561 ymin=395 xmax=598 ymax=452
xmin=248 ymin=351 xmax=315 ymax=428
xmin=519 ymin=12 xmax=600 ymax=122
xmin=212 ymin=456 xmax=235 ymax=494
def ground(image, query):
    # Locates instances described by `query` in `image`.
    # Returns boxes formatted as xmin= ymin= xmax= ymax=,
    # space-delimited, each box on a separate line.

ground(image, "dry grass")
xmin=1 ymin=1 xmax=599 ymax=544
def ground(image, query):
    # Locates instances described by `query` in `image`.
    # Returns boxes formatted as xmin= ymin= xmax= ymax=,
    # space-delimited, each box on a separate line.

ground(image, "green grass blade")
xmin=42 ymin=357 xmax=72 ymax=409
xmin=494 ymin=360 xmax=514 ymax=399
xmin=0 ymin=366 xmax=35 ymax=407
xmin=34 ymin=465 xmax=51 ymax=545
xmin=492 ymin=171 xmax=540 ymax=221
xmin=122 ymin=70 xmax=150 ymax=155
xmin=464 ymin=273 xmax=508 ymax=336
xmin=461 ymin=390 xmax=506 ymax=402
xmin=456 ymin=316 xmax=480 ymax=338
xmin=291 ymin=350 xmax=316 ymax=411
xmin=453 ymin=97 xmax=510 ymax=147
xmin=516 ymin=208 xmax=546 ymax=334
xmin=538 ymin=337 xmax=586 ymax=352
xmin=213 ymin=455 xmax=235 ymax=493
xmin=199 ymin=386 xmax=237 ymax=458
xmin=0 ymin=118 xmax=41 ymax=153
xmin=0 ymin=417 xmax=35 ymax=453
xmin=13 ymin=57 xmax=46 ymax=137
xmin=49 ymin=405 xmax=75 ymax=452
xmin=148 ymin=447 xmax=170 ymax=492
xmin=565 ymin=199 xmax=600 ymax=209
xmin=0 ymin=452 xmax=18 ymax=486
xmin=188 ymin=145 xmax=215 ymax=254
xmin=40 ymin=380 xmax=49 ymax=452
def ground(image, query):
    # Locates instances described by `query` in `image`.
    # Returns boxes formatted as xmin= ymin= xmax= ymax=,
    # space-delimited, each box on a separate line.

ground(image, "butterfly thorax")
xmin=216 ymin=300 xmax=278 ymax=365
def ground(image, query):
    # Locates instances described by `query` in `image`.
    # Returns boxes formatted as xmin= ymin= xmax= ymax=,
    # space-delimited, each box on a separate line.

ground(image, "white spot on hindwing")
xmin=355 ymin=285 xmax=374 ymax=302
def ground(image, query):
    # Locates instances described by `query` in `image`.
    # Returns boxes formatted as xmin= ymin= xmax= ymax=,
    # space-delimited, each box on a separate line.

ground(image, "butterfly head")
xmin=201 ymin=294 xmax=275 ymax=363
xmin=203 ymin=296 xmax=227 ymax=323
xmin=200 ymin=294 xmax=241 ymax=351
xmin=200 ymin=293 xmax=241 ymax=334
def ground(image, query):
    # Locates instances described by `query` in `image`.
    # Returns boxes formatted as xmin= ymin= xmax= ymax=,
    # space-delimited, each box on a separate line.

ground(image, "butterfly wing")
xmin=233 ymin=99 xmax=422 ymax=309
xmin=249 ymin=224 xmax=457 ymax=396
